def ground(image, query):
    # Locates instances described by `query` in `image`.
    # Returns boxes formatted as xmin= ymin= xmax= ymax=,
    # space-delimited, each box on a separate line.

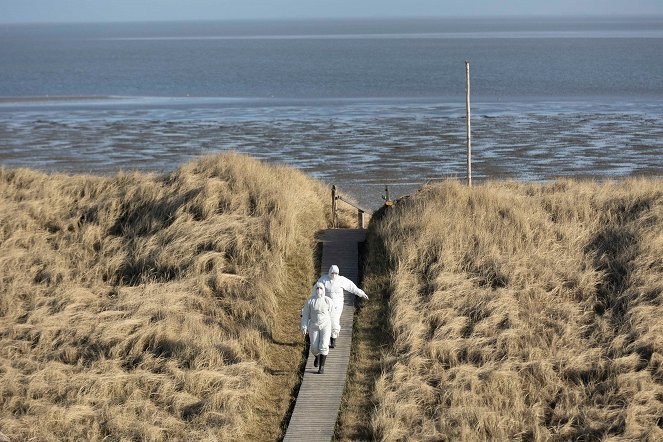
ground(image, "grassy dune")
xmin=0 ymin=153 xmax=357 ymax=441
xmin=340 ymin=179 xmax=663 ymax=441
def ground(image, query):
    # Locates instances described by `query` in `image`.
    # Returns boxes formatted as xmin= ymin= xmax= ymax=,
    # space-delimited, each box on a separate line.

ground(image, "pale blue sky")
xmin=2 ymin=0 xmax=663 ymax=23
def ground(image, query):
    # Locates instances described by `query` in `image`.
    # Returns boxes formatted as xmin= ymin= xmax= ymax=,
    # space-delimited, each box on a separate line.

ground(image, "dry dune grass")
xmin=350 ymin=179 xmax=663 ymax=441
xmin=0 ymin=153 xmax=354 ymax=441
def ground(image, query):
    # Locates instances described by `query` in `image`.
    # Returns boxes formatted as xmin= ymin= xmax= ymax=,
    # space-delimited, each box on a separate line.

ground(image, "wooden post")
xmin=357 ymin=209 xmax=365 ymax=229
xmin=331 ymin=185 xmax=338 ymax=228
xmin=465 ymin=60 xmax=472 ymax=187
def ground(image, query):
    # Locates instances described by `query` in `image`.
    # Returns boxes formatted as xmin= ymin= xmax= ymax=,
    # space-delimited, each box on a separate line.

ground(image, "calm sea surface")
xmin=1 ymin=17 xmax=662 ymax=209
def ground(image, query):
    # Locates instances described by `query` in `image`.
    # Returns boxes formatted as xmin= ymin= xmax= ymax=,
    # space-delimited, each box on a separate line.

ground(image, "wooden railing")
xmin=331 ymin=185 xmax=368 ymax=229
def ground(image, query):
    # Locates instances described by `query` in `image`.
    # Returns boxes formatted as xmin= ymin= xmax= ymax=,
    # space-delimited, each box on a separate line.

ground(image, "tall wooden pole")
xmin=465 ymin=60 xmax=472 ymax=187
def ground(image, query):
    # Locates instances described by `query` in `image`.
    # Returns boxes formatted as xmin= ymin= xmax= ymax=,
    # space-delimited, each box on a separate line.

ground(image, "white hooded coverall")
xmin=313 ymin=265 xmax=368 ymax=339
xmin=301 ymin=282 xmax=333 ymax=356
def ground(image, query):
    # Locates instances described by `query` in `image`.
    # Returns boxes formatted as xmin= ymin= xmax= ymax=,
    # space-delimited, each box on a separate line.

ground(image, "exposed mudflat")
xmin=1 ymin=98 xmax=661 ymax=210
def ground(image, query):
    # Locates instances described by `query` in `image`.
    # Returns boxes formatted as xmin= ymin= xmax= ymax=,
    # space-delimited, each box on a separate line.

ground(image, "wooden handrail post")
xmin=357 ymin=209 xmax=365 ymax=229
xmin=331 ymin=185 xmax=338 ymax=228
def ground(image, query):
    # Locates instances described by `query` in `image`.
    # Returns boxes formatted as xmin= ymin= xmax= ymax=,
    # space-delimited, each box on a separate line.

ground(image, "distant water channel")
xmin=1 ymin=18 xmax=662 ymax=209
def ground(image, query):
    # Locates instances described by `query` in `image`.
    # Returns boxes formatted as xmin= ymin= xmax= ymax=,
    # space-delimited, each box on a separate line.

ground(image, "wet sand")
xmin=1 ymin=100 xmax=662 ymax=210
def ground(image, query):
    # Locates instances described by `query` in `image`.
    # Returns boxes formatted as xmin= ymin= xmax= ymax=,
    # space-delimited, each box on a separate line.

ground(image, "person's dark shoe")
xmin=329 ymin=337 xmax=336 ymax=348
xmin=314 ymin=355 xmax=318 ymax=367
xmin=318 ymin=355 xmax=326 ymax=374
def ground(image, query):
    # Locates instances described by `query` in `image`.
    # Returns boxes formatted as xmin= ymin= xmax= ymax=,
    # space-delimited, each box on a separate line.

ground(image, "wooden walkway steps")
xmin=283 ymin=228 xmax=367 ymax=442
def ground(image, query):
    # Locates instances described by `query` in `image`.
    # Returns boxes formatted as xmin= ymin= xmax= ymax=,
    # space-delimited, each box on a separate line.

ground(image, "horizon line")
xmin=2 ymin=13 xmax=663 ymax=26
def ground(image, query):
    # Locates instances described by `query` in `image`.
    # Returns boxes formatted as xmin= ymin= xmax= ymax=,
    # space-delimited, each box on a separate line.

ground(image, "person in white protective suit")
xmin=301 ymin=282 xmax=334 ymax=374
xmin=313 ymin=265 xmax=368 ymax=348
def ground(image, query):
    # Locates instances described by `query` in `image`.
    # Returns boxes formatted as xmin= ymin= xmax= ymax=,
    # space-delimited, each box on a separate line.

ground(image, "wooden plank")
xmin=283 ymin=229 xmax=366 ymax=442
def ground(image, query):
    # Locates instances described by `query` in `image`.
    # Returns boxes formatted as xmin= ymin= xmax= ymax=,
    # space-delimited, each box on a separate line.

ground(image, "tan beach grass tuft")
xmin=338 ymin=178 xmax=663 ymax=441
xmin=0 ymin=153 xmax=355 ymax=441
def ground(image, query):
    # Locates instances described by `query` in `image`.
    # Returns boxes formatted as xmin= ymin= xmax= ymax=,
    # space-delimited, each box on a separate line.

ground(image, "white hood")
xmin=329 ymin=265 xmax=339 ymax=280
xmin=315 ymin=282 xmax=325 ymax=298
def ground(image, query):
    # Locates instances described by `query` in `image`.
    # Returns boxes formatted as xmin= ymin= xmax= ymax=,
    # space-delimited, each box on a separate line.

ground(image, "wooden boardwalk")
xmin=283 ymin=228 xmax=367 ymax=442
